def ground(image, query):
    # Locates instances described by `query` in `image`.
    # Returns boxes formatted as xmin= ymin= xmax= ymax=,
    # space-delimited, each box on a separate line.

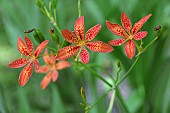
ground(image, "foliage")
xmin=0 ymin=0 xmax=170 ymax=113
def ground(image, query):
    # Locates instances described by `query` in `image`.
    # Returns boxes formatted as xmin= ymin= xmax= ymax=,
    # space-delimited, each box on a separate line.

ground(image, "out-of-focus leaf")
xmin=51 ymin=85 xmax=65 ymax=113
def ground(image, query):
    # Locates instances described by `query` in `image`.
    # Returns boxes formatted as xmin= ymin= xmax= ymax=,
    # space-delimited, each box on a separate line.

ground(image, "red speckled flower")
xmin=36 ymin=49 xmax=71 ymax=90
xmin=106 ymin=12 xmax=152 ymax=59
xmin=55 ymin=16 xmax=113 ymax=64
xmin=8 ymin=36 xmax=49 ymax=86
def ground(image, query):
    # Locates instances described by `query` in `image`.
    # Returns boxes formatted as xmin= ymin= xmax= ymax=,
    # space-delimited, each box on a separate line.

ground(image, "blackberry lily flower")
xmin=55 ymin=16 xmax=113 ymax=64
xmin=106 ymin=12 xmax=152 ymax=59
xmin=8 ymin=36 xmax=49 ymax=86
xmin=36 ymin=49 xmax=71 ymax=90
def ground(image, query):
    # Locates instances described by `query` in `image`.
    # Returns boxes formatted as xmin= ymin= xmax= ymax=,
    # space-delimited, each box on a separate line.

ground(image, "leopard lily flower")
xmin=8 ymin=36 xmax=49 ymax=86
xmin=55 ymin=16 xmax=113 ymax=64
xmin=106 ymin=12 xmax=152 ymax=59
xmin=36 ymin=49 xmax=71 ymax=90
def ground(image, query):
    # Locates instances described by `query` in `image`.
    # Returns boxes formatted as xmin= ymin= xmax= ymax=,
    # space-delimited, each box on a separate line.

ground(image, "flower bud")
xmin=49 ymin=28 xmax=60 ymax=44
xmin=33 ymin=29 xmax=45 ymax=43
xmin=51 ymin=0 xmax=57 ymax=9
xmin=80 ymin=87 xmax=86 ymax=103
xmin=35 ymin=0 xmax=42 ymax=8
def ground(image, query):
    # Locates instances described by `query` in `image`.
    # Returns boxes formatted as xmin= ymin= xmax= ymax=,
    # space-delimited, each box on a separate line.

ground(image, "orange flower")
xmin=106 ymin=12 xmax=152 ymax=59
xmin=36 ymin=49 xmax=71 ymax=90
xmin=8 ymin=36 xmax=49 ymax=86
xmin=55 ymin=16 xmax=113 ymax=64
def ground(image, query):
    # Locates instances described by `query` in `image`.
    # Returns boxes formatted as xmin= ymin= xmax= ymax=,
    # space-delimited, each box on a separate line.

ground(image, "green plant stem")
xmin=144 ymin=36 xmax=159 ymax=50
xmin=115 ymin=67 xmax=121 ymax=83
xmin=46 ymin=46 xmax=57 ymax=52
xmin=82 ymin=63 xmax=112 ymax=87
xmin=83 ymin=63 xmax=130 ymax=113
xmin=116 ymin=56 xmax=140 ymax=87
xmin=78 ymin=0 xmax=82 ymax=17
xmin=86 ymin=89 xmax=112 ymax=111
xmin=40 ymin=6 xmax=62 ymax=36
xmin=87 ymin=64 xmax=114 ymax=81
xmin=115 ymin=87 xmax=130 ymax=113
xmin=106 ymin=89 xmax=116 ymax=113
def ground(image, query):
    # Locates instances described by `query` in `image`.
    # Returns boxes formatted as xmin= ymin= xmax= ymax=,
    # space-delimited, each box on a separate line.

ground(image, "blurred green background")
xmin=0 ymin=0 xmax=170 ymax=113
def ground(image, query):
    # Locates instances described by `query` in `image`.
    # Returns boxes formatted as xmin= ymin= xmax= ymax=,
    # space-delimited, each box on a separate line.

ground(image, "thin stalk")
xmin=116 ymin=87 xmax=130 ymax=113
xmin=144 ymin=36 xmax=159 ymax=50
xmin=78 ymin=0 xmax=82 ymax=17
xmin=115 ymin=67 xmax=121 ymax=83
xmin=82 ymin=63 xmax=112 ymax=87
xmin=116 ymin=56 xmax=140 ymax=87
xmin=87 ymin=64 xmax=115 ymax=82
xmin=106 ymin=90 xmax=116 ymax=113
xmin=86 ymin=89 xmax=112 ymax=111
xmin=40 ymin=6 xmax=62 ymax=36
xmin=46 ymin=46 xmax=57 ymax=52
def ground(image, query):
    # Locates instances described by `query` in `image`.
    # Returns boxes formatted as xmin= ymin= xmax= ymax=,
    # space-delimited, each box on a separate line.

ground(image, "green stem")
xmin=115 ymin=67 xmax=121 ymax=83
xmin=87 ymin=64 xmax=114 ymax=82
xmin=86 ymin=89 xmax=112 ymax=111
xmin=46 ymin=46 xmax=57 ymax=52
xmin=78 ymin=0 xmax=82 ymax=17
xmin=116 ymin=87 xmax=130 ymax=113
xmin=81 ymin=63 xmax=112 ymax=88
xmin=133 ymin=40 xmax=141 ymax=52
xmin=116 ymin=56 xmax=140 ymax=87
xmin=106 ymin=90 xmax=116 ymax=113
xmin=143 ymin=36 xmax=159 ymax=50
xmin=40 ymin=5 xmax=62 ymax=36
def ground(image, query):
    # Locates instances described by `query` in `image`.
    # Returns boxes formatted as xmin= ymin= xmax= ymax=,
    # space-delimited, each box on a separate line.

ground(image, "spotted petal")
xmin=85 ymin=24 xmax=101 ymax=41
xmin=8 ymin=58 xmax=29 ymax=68
xmin=62 ymin=30 xmax=78 ymax=43
xmin=43 ymin=49 xmax=52 ymax=65
xmin=132 ymin=14 xmax=152 ymax=34
xmin=80 ymin=47 xmax=90 ymax=64
xmin=52 ymin=71 xmax=59 ymax=82
xmin=106 ymin=20 xmax=128 ymax=37
xmin=108 ymin=38 xmax=126 ymax=46
xmin=74 ymin=16 xmax=85 ymax=40
xmin=36 ymin=65 xmax=50 ymax=73
xmin=17 ymin=36 xmax=30 ymax=56
xmin=56 ymin=61 xmax=71 ymax=70
xmin=35 ymin=59 xmax=39 ymax=70
xmin=24 ymin=36 xmax=34 ymax=52
xmin=18 ymin=62 xmax=33 ymax=86
xmin=55 ymin=46 xmax=80 ymax=60
xmin=34 ymin=40 xmax=49 ymax=58
xmin=86 ymin=41 xmax=113 ymax=53
xmin=40 ymin=72 xmax=52 ymax=90
xmin=134 ymin=31 xmax=148 ymax=40
xmin=124 ymin=40 xmax=136 ymax=59
xmin=121 ymin=12 xmax=132 ymax=32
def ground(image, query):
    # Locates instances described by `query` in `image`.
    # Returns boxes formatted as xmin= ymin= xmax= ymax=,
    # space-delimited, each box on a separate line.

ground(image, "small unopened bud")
xmin=80 ymin=87 xmax=86 ymax=103
xmin=49 ymin=28 xmax=60 ymax=44
xmin=33 ymin=29 xmax=45 ymax=43
xmin=154 ymin=25 xmax=161 ymax=31
xmin=24 ymin=28 xmax=35 ymax=33
xmin=117 ymin=61 xmax=121 ymax=69
xmin=35 ymin=0 xmax=42 ymax=8
xmin=51 ymin=0 xmax=57 ymax=9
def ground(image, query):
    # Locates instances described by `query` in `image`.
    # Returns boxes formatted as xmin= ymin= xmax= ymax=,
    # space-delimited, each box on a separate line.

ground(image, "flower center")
xmin=77 ymin=40 xmax=86 ymax=46
xmin=128 ymin=35 xmax=133 ymax=39
xmin=27 ymin=54 xmax=36 ymax=62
